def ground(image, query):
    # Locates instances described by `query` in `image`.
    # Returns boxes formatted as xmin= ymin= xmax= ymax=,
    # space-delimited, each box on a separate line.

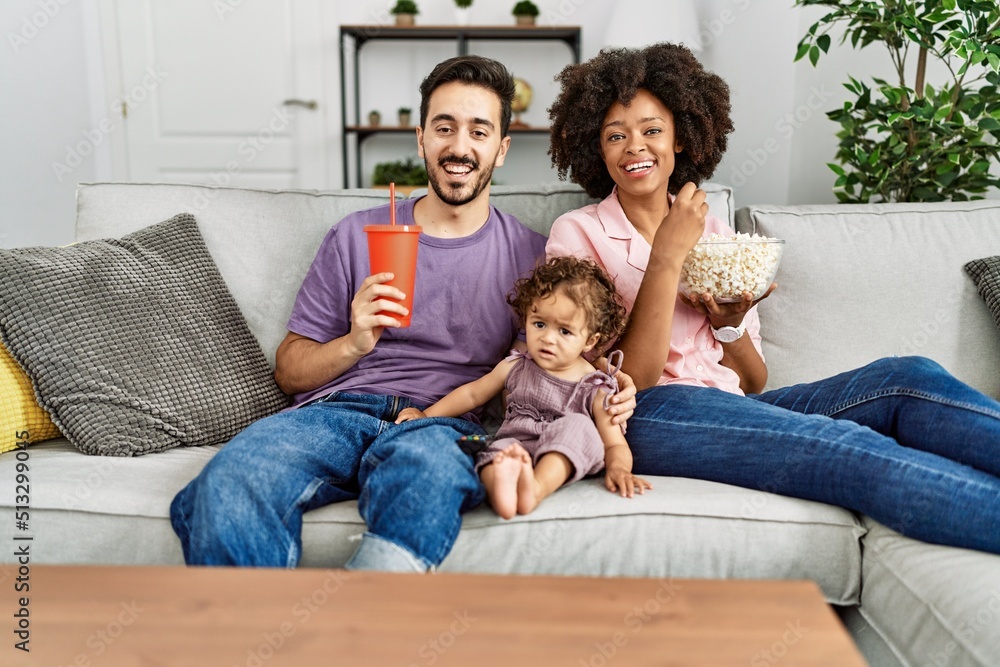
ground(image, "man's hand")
xmin=394 ymin=407 xmax=426 ymax=424
xmin=348 ymin=272 xmax=409 ymax=356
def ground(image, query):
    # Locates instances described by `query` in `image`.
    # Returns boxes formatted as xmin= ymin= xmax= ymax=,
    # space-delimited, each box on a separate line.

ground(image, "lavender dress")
xmin=475 ymin=351 xmax=621 ymax=484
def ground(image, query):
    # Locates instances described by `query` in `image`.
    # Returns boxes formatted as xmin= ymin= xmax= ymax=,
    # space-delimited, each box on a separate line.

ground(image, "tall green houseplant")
xmin=795 ymin=0 xmax=1000 ymax=202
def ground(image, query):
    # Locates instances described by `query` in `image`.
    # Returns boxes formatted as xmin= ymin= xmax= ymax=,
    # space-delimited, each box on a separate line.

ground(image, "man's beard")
xmin=426 ymin=154 xmax=496 ymax=206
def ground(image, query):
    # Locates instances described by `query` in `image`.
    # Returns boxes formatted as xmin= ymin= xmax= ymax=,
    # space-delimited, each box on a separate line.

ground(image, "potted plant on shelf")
xmin=368 ymin=110 xmax=381 ymax=127
xmin=512 ymin=1 xmax=539 ymax=26
xmin=454 ymin=0 xmax=472 ymax=25
xmin=398 ymin=107 xmax=412 ymax=127
xmin=372 ymin=158 xmax=428 ymax=195
xmin=390 ymin=0 xmax=419 ymax=26
xmin=794 ymin=0 xmax=1000 ymax=203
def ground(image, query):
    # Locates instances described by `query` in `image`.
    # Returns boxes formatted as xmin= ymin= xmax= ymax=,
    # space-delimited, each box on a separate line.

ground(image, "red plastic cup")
xmin=364 ymin=224 xmax=422 ymax=327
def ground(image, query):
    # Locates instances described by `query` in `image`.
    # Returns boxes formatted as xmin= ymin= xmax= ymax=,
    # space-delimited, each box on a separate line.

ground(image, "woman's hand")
xmin=394 ymin=407 xmax=426 ymax=424
xmin=595 ymin=358 xmax=636 ymax=426
xmin=650 ymin=182 xmax=708 ymax=264
xmin=679 ymin=284 xmax=777 ymax=329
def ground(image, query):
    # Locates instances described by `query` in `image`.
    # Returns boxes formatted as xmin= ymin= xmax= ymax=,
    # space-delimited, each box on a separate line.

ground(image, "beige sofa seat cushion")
xmin=859 ymin=520 xmax=1000 ymax=667
xmin=0 ymin=439 xmax=864 ymax=605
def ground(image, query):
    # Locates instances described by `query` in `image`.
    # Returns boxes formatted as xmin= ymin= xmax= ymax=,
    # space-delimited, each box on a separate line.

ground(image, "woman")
xmin=545 ymin=43 xmax=1000 ymax=554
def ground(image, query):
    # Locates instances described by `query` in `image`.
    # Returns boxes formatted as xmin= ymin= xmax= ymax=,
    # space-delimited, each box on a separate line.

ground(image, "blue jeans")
xmin=170 ymin=393 xmax=486 ymax=570
xmin=627 ymin=356 xmax=1000 ymax=554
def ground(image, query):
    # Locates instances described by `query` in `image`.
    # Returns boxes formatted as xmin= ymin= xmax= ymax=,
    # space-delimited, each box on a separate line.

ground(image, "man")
xmin=170 ymin=55 xmax=634 ymax=572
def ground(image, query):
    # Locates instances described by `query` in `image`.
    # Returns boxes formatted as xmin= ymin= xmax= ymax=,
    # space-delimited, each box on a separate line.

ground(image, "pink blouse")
xmin=545 ymin=187 xmax=763 ymax=395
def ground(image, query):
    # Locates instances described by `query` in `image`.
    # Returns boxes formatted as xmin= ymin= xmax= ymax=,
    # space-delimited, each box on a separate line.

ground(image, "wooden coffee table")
xmin=5 ymin=566 xmax=866 ymax=666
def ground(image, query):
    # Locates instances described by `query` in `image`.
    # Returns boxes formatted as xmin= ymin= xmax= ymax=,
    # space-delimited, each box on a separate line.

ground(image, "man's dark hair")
xmin=548 ymin=43 xmax=734 ymax=199
xmin=419 ymin=55 xmax=516 ymax=137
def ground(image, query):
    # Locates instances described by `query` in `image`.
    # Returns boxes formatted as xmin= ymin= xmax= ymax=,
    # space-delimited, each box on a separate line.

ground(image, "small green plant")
xmin=390 ymin=0 xmax=419 ymax=16
xmin=795 ymin=0 xmax=1000 ymax=203
xmin=372 ymin=158 xmax=428 ymax=186
xmin=511 ymin=1 xmax=539 ymax=17
xmin=455 ymin=0 xmax=473 ymax=8
xmin=398 ymin=107 xmax=412 ymax=114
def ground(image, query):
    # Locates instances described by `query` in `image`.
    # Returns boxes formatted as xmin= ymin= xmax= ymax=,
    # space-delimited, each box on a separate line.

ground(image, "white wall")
xmin=2 ymin=0 xmax=994 ymax=249
xmin=1 ymin=0 xmax=104 ymax=248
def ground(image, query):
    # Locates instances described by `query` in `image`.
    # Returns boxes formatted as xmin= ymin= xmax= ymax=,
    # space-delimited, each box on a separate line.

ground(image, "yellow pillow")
xmin=0 ymin=343 xmax=60 ymax=453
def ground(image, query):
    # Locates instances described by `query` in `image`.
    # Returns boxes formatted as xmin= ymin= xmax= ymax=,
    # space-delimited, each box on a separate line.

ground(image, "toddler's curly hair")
xmin=548 ymin=42 xmax=734 ymax=199
xmin=508 ymin=256 xmax=627 ymax=349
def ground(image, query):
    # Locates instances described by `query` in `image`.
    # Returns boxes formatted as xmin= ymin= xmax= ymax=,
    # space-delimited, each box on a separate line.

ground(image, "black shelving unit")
xmin=339 ymin=24 xmax=582 ymax=188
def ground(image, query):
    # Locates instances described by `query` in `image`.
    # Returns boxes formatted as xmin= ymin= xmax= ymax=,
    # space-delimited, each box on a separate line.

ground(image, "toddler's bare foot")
xmin=485 ymin=446 xmax=527 ymax=520
xmin=510 ymin=447 xmax=539 ymax=516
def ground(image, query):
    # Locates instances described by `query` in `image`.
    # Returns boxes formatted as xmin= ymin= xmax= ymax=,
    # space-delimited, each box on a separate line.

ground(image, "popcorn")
xmin=679 ymin=232 xmax=784 ymax=302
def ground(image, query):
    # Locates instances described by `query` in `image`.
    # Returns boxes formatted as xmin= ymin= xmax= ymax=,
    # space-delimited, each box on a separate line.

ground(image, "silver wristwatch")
xmin=711 ymin=321 xmax=746 ymax=343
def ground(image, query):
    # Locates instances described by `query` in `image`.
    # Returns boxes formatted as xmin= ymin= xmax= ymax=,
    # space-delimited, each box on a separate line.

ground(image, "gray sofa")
xmin=3 ymin=181 xmax=1000 ymax=667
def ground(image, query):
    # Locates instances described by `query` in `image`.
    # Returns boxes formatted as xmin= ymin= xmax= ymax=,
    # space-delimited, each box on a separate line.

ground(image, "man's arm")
xmin=274 ymin=272 xmax=408 ymax=395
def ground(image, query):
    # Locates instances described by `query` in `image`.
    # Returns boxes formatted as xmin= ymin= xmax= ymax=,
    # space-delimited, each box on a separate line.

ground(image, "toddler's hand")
xmin=604 ymin=469 xmax=653 ymax=498
xmin=395 ymin=407 xmax=427 ymax=424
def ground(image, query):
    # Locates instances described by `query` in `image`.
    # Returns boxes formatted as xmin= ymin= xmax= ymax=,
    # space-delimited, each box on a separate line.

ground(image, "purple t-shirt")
xmin=286 ymin=197 xmax=547 ymax=415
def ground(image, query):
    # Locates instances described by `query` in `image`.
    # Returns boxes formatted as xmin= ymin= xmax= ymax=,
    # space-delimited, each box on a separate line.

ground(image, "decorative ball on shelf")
xmin=510 ymin=77 xmax=533 ymax=128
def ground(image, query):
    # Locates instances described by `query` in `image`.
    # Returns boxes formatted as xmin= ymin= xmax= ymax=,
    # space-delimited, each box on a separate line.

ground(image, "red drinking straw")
xmin=389 ymin=182 xmax=396 ymax=225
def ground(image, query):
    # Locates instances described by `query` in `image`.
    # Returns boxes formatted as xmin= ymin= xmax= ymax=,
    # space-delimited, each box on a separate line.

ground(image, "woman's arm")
xmin=614 ymin=184 xmax=707 ymax=390
xmin=678 ymin=287 xmax=775 ymax=394
xmin=719 ymin=333 xmax=768 ymax=394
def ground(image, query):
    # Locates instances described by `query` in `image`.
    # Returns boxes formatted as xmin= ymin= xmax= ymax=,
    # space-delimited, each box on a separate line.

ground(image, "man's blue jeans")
xmin=170 ymin=393 xmax=486 ymax=571
xmin=626 ymin=356 xmax=1000 ymax=554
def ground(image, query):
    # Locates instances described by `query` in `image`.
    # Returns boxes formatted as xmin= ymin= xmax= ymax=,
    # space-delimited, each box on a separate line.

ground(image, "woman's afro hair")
xmin=548 ymin=43 xmax=734 ymax=199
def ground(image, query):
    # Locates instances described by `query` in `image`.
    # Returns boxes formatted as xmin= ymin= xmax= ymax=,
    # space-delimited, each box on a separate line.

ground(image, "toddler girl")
xmin=396 ymin=256 xmax=651 ymax=519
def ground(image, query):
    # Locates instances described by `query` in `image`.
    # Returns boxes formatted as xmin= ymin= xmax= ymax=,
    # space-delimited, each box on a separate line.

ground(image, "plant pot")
xmin=515 ymin=15 xmax=535 ymax=26
xmin=368 ymin=111 xmax=381 ymax=127
xmin=398 ymin=112 xmax=411 ymax=127
xmin=395 ymin=13 xmax=415 ymax=26
xmin=454 ymin=8 xmax=470 ymax=25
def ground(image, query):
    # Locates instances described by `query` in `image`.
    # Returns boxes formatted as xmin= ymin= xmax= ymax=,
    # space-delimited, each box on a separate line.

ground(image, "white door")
xmin=109 ymin=0 xmax=326 ymax=189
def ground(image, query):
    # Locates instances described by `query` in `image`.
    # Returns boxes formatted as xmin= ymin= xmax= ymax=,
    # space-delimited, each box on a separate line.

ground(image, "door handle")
xmin=282 ymin=99 xmax=318 ymax=110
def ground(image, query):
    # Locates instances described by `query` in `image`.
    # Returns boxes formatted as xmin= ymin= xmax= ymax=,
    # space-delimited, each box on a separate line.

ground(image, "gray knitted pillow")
xmin=965 ymin=255 xmax=1000 ymax=333
xmin=0 ymin=214 xmax=288 ymax=456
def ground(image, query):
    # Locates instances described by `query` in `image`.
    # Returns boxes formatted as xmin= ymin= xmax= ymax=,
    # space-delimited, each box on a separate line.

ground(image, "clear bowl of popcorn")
xmin=679 ymin=233 xmax=785 ymax=303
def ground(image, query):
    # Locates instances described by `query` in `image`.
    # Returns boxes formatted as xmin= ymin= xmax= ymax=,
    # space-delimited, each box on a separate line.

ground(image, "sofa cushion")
xmin=75 ymin=182 xmax=734 ymax=366
xmin=859 ymin=520 xmax=1000 ymax=667
xmin=76 ymin=183 xmax=392 ymax=368
xmin=736 ymin=201 xmax=1000 ymax=399
xmin=965 ymin=255 xmax=1000 ymax=333
xmin=408 ymin=182 xmax=737 ymax=236
xmin=0 ymin=343 xmax=60 ymax=453
xmin=0 ymin=214 xmax=288 ymax=456
xmin=0 ymin=438 xmax=866 ymax=605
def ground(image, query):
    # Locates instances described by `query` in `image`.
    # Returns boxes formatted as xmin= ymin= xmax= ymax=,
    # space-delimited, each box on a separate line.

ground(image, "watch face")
xmin=714 ymin=326 xmax=741 ymax=343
